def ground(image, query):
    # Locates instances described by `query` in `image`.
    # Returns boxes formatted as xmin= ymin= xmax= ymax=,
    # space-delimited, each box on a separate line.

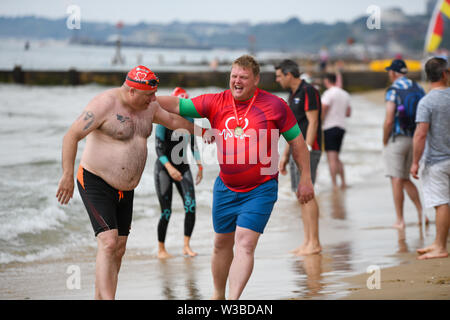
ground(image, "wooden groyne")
xmin=0 ymin=66 xmax=422 ymax=93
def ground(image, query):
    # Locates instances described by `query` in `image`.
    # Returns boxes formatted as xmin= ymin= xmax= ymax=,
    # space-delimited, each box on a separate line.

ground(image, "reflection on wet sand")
xmin=303 ymin=254 xmax=323 ymax=297
xmin=291 ymin=254 xmax=323 ymax=298
xmin=397 ymin=228 xmax=408 ymax=253
xmin=330 ymin=189 xmax=347 ymax=220
xmin=158 ymin=259 xmax=176 ymax=300
xmin=290 ymin=241 xmax=354 ymax=298
xmin=157 ymin=257 xmax=202 ymax=300
xmin=183 ymin=257 xmax=202 ymax=300
xmin=317 ymin=188 xmax=348 ymax=220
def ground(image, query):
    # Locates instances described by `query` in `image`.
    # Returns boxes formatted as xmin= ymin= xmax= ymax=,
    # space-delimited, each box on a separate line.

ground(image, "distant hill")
xmin=1 ymin=9 xmax=448 ymax=58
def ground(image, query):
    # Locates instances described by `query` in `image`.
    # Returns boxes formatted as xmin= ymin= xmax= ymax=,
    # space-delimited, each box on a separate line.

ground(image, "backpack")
xmin=387 ymin=81 xmax=425 ymax=138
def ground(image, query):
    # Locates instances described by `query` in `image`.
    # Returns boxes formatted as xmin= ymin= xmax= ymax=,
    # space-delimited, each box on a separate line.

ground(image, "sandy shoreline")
xmin=340 ymin=249 xmax=450 ymax=300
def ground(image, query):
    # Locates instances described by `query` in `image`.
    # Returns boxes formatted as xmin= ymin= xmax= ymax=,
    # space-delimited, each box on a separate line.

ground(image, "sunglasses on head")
xmin=126 ymin=76 xmax=159 ymax=87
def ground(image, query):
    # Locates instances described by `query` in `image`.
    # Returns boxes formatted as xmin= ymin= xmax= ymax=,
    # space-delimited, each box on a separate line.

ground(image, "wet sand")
xmin=340 ymin=250 xmax=450 ymax=300
xmin=1 ymin=88 xmax=448 ymax=300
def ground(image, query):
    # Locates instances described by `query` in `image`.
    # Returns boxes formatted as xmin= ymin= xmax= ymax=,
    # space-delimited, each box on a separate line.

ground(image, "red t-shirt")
xmin=191 ymin=88 xmax=298 ymax=192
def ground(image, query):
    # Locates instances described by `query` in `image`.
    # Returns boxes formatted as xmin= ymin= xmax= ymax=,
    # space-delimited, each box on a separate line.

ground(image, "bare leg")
xmin=291 ymin=200 xmax=311 ymax=254
xmin=403 ymin=179 xmax=428 ymax=225
xmin=211 ymin=232 xmax=234 ymax=300
xmin=417 ymin=204 xmax=449 ymax=260
xmin=326 ymin=151 xmax=339 ymax=188
xmin=390 ymin=177 xmax=405 ymax=229
xmin=228 ymin=227 xmax=260 ymax=300
xmin=296 ymin=198 xmax=322 ymax=256
xmin=183 ymin=235 xmax=197 ymax=257
xmin=115 ymin=235 xmax=128 ymax=278
xmin=336 ymin=156 xmax=347 ymax=188
xmin=95 ymin=229 xmax=121 ymax=300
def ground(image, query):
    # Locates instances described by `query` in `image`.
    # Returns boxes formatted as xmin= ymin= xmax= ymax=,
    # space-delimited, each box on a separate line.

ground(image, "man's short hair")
xmin=274 ymin=59 xmax=300 ymax=78
xmin=425 ymin=57 xmax=448 ymax=82
xmin=325 ymin=73 xmax=337 ymax=84
xmin=232 ymin=55 xmax=260 ymax=76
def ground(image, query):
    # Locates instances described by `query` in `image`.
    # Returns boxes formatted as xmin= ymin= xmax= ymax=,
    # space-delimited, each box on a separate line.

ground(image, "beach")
xmin=0 ymin=84 xmax=448 ymax=300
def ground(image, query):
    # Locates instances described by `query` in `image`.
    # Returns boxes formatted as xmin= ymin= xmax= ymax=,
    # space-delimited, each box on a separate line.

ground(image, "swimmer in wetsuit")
xmin=154 ymin=87 xmax=203 ymax=259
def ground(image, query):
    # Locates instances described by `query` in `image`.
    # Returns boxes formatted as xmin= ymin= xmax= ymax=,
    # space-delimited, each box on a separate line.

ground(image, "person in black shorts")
xmin=154 ymin=87 xmax=203 ymax=258
xmin=77 ymin=166 xmax=134 ymax=237
xmin=321 ymin=73 xmax=351 ymax=188
xmin=324 ymin=127 xmax=345 ymax=151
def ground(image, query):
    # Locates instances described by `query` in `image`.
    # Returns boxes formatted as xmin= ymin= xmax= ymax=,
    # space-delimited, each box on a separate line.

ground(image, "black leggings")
xmin=154 ymin=161 xmax=196 ymax=243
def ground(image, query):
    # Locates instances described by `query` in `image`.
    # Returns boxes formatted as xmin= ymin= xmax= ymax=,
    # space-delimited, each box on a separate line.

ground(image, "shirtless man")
xmin=56 ymin=66 xmax=206 ymax=300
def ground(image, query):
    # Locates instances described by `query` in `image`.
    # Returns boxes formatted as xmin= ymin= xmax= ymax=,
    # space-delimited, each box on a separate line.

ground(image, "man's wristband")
xmin=198 ymin=164 xmax=203 ymax=171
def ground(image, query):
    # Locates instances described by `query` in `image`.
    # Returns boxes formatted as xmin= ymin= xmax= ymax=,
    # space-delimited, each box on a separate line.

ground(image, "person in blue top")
xmin=383 ymin=59 xmax=428 ymax=229
xmin=154 ymin=87 xmax=203 ymax=259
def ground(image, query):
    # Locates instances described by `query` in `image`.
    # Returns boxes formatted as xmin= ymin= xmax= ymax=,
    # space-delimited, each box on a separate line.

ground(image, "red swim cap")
xmin=125 ymin=65 xmax=159 ymax=90
xmin=171 ymin=87 xmax=189 ymax=99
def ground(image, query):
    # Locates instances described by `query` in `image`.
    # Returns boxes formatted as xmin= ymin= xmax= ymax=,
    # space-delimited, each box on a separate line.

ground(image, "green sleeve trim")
xmin=282 ymin=124 xmax=301 ymax=141
xmin=179 ymin=99 xmax=202 ymax=118
xmin=159 ymin=155 xmax=169 ymax=165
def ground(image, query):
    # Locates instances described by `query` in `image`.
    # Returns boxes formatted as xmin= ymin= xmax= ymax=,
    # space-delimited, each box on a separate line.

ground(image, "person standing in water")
xmin=383 ymin=59 xmax=427 ymax=229
xmin=56 ymin=66 xmax=207 ymax=299
xmin=275 ymin=59 xmax=323 ymax=256
xmin=321 ymin=72 xmax=351 ymax=188
xmin=154 ymin=87 xmax=203 ymax=259
xmin=411 ymin=57 xmax=449 ymax=260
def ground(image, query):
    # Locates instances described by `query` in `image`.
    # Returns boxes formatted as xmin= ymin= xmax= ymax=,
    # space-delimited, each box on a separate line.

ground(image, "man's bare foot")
xmin=417 ymin=248 xmax=448 ymax=260
xmin=295 ymin=244 xmax=322 ymax=256
xmin=290 ymin=244 xmax=306 ymax=255
xmin=183 ymin=246 xmax=198 ymax=257
xmin=157 ymin=250 xmax=173 ymax=259
xmin=393 ymin=221 xmax=405 ymax=229
xmin=416 ymin=244 xmax=437 ymax=254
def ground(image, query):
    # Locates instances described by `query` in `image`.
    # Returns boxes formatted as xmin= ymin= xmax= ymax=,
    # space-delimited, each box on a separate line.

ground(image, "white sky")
xmin=0 ymin=0 xmax=427 ymax=24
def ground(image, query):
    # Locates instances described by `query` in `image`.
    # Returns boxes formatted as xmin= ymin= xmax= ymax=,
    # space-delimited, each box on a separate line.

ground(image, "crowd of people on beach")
xmin=55 ymin=54 xmax=449 ymax=300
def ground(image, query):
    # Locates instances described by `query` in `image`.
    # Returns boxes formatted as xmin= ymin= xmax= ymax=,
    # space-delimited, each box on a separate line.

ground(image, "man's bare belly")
xmin=80 ymin=135 xmax=148 ymax=191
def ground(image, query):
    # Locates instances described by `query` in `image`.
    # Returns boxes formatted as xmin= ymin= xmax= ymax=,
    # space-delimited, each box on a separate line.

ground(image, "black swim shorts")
xmin=324 ymin=127 xmax=346 ymax=152
xmin=77 ymin=166 xmax=134 ymax=237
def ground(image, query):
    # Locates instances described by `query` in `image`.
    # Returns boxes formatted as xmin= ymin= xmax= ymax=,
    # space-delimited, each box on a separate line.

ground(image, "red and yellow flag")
xmin=425 ymin=0 xmax=450 ymax=52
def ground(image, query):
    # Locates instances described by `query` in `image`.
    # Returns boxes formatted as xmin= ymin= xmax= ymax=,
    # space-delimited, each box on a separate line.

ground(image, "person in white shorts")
xmin=411 ymin=57 xmax=450 ymax=260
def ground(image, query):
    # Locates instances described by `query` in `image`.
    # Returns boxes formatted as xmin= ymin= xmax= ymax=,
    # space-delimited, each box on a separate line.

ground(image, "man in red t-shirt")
xmin=157 ymin=55 xmax=314 ymax=300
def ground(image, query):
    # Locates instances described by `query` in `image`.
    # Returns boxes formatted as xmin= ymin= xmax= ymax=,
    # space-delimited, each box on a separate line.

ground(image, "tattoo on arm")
xmin=81 ymin=111 xmax=95 ymax=131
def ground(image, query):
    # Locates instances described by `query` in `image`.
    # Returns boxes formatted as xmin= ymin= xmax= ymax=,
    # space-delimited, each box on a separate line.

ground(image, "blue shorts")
xmin=212 ymin=177 xmax=278 ymax=234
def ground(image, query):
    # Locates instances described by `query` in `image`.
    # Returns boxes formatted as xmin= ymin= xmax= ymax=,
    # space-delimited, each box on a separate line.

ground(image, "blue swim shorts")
xmin=212 ymin=177 xmax=278 ymax=234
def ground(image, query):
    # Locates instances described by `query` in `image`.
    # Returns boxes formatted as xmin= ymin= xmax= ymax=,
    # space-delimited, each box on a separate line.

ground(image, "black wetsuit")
xmin=154 ymin=120 xmax=200 ymax=243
